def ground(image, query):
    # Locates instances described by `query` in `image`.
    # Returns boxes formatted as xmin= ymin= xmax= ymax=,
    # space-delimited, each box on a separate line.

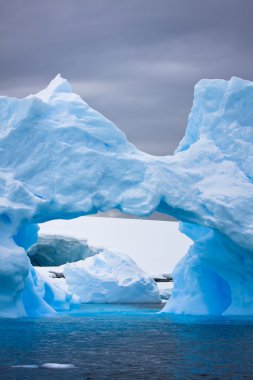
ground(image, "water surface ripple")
xmin=0 ymin=304 xmax=252 ymax=379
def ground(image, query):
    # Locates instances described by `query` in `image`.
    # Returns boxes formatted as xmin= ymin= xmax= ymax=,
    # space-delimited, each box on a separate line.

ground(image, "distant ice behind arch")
xmin=39 ymin=217 xmax=191 ymax=275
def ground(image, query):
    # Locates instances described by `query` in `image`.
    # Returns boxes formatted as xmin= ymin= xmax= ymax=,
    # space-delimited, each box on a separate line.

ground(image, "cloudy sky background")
xmin=1 ymin=0 xmax=252 ymax=219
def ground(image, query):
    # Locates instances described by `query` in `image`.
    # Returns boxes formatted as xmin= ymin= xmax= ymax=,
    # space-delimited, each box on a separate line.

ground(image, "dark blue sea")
xmin=0 ymin=304 xmax=253 ymax=379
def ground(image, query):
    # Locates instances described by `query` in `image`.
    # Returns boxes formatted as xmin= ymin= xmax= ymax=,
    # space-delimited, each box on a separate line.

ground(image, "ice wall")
xmin=28 ymin=234 xmax=99 ymax=267
xmin=0 ymin=75 xmax=253 ymax=316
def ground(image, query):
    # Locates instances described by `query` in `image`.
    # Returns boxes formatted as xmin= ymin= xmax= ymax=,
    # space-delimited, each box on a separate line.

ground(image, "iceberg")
xmin=28 ymin=234 xmax=99 ymax=267
xmin=0 ymin=74 xmax=253 ymax=316
xmin=33 ymin=265 xmax=79 ymax=312
xmin=31 ymin=234 xmax=161 ymax=305
xmin=63 ymin=250 xmax=161 ymax=304
xmin=37 ymin=250 xmax=161 ymax=304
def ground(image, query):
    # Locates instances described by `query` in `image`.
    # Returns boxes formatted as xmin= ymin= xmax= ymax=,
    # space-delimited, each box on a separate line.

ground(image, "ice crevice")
xmin=0 ymin=74 xmax=253 ymax=317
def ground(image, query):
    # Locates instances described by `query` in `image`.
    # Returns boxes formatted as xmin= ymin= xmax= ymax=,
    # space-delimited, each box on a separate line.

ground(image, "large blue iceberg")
xmin=0 ymin=75 xmax=253 ymax=317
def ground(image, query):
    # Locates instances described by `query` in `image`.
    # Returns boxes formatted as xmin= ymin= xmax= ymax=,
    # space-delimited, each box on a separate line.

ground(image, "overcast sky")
xmin=1 ymin=0 xmax=253 ymax=157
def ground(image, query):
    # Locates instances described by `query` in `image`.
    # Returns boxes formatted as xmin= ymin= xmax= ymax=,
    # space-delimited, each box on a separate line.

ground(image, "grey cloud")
xmin=1 ymin=0 xmax=253 ymax=155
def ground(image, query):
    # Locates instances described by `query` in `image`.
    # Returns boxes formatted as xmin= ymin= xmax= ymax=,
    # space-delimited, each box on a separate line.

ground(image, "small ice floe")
xmin=41 ymin=363 xmax=75 ymax=369
xmin=11 ymin=363 xmax=75 ymax=369
xmin=12 ymin=365 xmax=39 ymax=368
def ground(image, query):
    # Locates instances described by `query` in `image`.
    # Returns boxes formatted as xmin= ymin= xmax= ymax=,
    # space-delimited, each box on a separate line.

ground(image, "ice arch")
xmin=0 ymin=75 xmax=253 ymax=317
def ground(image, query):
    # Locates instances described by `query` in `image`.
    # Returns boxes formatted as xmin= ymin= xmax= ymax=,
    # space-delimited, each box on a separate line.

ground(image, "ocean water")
xmin=0 ymin=304 xmax=253 ymax=379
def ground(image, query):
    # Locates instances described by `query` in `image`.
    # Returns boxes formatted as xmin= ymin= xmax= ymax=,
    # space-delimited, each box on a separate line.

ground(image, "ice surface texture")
xmin=0 ymin=74 xmax=253 ymax=316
